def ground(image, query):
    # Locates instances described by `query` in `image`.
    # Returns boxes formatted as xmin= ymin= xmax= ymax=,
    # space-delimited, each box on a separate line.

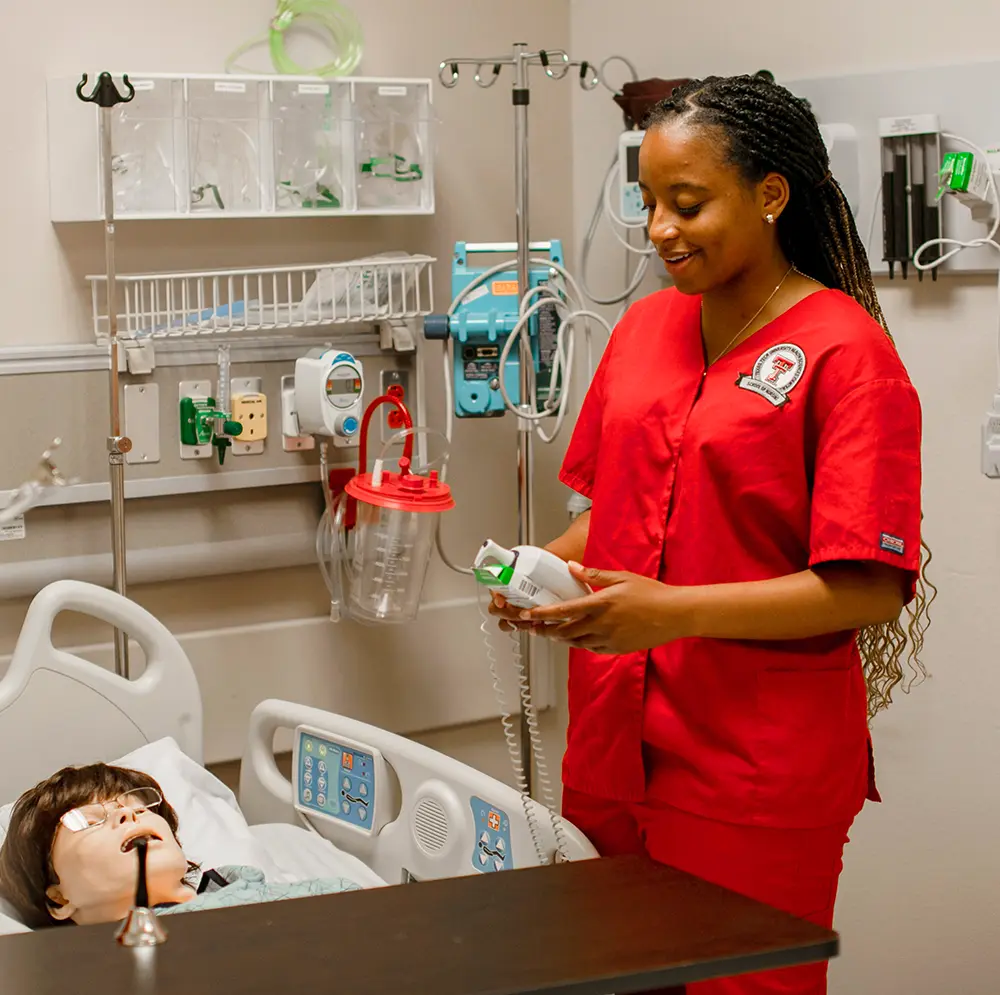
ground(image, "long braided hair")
xmin=645 ymin=73 xmax=937 ymax=719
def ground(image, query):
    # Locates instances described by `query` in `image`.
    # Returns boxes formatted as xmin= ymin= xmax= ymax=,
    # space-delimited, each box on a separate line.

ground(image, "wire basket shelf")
xmin=87 ymin=254 xmax=435 ymax=341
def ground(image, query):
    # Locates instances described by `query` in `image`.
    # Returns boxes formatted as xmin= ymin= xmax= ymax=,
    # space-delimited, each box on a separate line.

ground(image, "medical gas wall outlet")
xmin=178 ymin=381 xmax=242 ymax=463
xmin=294 ymin=349 xmax=364 ymax=448
xmin=230 ymin=378 xmax=267 ymax=457
xmin=473 ymin=540 xmax=591 ymax=613
xmin=280 ymin=374 xmax=315 ymax=452
xmin=980 ymin=397 xmax=1000 ymax=478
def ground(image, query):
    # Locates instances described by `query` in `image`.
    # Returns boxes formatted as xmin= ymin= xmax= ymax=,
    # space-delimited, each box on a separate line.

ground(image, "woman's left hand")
xmin=520 ymin=562 xmax=696 ymax=654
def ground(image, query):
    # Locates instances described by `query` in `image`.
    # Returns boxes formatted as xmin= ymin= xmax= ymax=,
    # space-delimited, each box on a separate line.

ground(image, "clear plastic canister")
xmin=348 ymin=500 xmax=438 ymax=624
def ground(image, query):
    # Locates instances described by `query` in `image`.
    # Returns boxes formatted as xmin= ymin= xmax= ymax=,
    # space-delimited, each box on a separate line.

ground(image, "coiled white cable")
xmin=0 ymin=482 xmax=43 ymax=527
xmin=225 ymin=0 xmax=364 ymax=77
xmin=476 ymin=589 xmax=570 ymax=864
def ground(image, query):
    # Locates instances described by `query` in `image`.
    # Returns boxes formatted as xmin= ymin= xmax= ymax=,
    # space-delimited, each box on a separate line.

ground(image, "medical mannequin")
xmin=0 ymin=764 xmax=358 ymax=928
xmin=491 ymin=73 xmax=931 ymax=995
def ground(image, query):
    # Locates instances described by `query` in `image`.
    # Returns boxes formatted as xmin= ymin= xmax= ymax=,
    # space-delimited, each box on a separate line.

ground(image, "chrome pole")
xmin=512 ymin=43 xmax=535 ymax=797
xmin=78 ymin=74 xmax=135 ymax=678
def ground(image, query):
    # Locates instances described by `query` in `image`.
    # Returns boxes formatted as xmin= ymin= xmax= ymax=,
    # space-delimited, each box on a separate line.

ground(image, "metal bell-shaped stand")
xmin=115 ymin=839 xmax=167 ymax=947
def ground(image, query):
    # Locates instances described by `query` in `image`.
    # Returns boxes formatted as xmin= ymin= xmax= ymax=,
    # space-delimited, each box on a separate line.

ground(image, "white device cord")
xmin=0 ymin=440 xmax=69 ymax=527
xmin=477 ymin=589 xmax=571 ymax=864
xmin=913 ymin=133 xmax=1000 ymax=384
xmin=434 ymin=256 xmax=611 ymax=576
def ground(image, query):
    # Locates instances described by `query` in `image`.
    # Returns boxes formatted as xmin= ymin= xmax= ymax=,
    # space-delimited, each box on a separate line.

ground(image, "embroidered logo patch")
xmin=880 ymin=533 xmax=905 ymax=556
xmin=735 ymin=343 xmax=807 ymax=407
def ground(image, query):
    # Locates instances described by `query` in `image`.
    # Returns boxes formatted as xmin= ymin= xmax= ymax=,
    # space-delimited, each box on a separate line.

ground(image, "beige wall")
xmin=569 ymin=3 xmax=999 ymax=993
xmin=0 ymin=2 xmax=576 ymax=761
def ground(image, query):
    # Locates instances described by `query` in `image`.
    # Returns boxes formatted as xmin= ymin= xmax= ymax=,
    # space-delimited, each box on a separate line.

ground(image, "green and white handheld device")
xmin=473 ymin=539 xmax=591 ymax=611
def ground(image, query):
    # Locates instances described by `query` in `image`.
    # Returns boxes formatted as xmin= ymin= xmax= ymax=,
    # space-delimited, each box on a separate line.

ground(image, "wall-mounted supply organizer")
xmin=86 ymin=255 xmax=435 ymax=343
xmin=47 ymin=73 xmax=435 ymax=221
xmin=784 ymin=58 xmax=1000 ymax=276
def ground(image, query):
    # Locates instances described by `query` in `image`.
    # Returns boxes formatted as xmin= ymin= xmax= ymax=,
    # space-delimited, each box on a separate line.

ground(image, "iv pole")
xmin=77 ymin=73 xmax=136 ymax=679
xmin=438 ymin=45 xmax=598 ymax=797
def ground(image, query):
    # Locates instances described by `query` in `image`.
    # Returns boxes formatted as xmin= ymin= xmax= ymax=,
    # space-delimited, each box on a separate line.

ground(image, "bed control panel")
xmin=470 ymin=796 xmax=512 ymax=873
xmin=293 ymin=726 xmax=388 ymax=837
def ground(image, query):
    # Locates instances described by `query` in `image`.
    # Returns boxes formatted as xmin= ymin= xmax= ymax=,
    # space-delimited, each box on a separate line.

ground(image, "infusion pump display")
xmin=618 ymin=130 xmax=646 ymax=224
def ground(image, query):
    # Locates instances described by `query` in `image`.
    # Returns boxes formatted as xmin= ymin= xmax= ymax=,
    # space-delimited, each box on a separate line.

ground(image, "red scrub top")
xmin=559 ymin=288 xmax=922 ymax=830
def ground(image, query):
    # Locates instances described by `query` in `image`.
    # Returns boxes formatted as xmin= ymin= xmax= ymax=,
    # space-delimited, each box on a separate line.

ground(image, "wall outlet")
xmin=230 ymin=377 xmax=265 ymax=457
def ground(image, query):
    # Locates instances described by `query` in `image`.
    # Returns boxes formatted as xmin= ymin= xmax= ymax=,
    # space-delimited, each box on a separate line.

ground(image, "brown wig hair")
xmin=644 ymin=73 xmax=937 ymax=718
xmin=0 ymin=764 xmax=184 ymax=928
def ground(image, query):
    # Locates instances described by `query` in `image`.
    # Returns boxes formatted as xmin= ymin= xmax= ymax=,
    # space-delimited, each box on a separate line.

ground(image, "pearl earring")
xmin=766 ymin=213 xmax=775 ymax=225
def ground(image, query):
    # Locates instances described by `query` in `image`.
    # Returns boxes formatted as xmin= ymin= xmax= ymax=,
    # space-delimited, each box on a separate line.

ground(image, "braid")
xmin=646 ymin=74 xmax=936 ymax=720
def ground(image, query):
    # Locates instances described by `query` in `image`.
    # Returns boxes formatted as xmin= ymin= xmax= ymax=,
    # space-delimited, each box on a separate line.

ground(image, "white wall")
xmin=0 ymin=1 xmax=577 ymax=763
xmin=569 ymin=3 xmax=1000 ymax=993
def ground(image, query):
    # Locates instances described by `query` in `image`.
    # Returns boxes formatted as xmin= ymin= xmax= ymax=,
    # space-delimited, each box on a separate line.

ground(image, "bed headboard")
xmin=0 ymin=581 xmax=203 ymax=803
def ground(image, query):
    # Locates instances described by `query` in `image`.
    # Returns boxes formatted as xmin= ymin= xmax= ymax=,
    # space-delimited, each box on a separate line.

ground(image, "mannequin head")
xmin=0 ymin=764 xmax=195 ymax=927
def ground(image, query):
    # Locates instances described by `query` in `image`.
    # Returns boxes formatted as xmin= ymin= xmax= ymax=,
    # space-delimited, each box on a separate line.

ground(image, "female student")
xmin=491 ymin=72 xmax=933 ymax=995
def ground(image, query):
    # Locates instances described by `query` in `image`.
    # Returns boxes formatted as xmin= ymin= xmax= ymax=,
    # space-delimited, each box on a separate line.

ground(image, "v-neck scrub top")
xmin=559 ymin=288 xmax=922 ymax=829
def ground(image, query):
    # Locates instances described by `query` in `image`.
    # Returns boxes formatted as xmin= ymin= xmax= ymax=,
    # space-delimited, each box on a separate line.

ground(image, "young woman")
xmin=0 ymin=763 xmax=359 ymax=927
xmin=491 ymin=73 xmax=933 ymax=995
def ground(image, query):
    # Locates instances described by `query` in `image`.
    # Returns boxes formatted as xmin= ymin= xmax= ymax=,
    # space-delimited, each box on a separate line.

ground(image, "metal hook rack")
xmin=76 ymin=72 xmax=137 ymax=680
xmin=435 ymin=43 xmax=597 ymax=799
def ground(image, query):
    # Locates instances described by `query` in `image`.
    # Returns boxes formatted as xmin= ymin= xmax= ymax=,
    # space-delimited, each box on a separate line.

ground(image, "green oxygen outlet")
xmin=179 ymin=396 xmax=243 ymax=464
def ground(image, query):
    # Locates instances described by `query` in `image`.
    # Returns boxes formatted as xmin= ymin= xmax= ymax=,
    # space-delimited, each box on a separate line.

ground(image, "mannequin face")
xmin=47 ymin=798 xmax=190 ymax=925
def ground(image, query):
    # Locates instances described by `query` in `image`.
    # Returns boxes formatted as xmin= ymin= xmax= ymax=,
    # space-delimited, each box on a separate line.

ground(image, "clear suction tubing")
xmin=318 ymin=394 xmax=454 ymax=624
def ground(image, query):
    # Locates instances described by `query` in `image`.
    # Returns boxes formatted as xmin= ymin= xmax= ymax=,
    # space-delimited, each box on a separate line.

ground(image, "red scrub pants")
xmin=562 ymin=788 xmax=852 ymax=995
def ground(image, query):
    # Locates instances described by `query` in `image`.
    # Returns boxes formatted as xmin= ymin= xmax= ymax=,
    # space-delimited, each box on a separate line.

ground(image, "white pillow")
xmin=0 ymin=737 xmax=283 ymax=926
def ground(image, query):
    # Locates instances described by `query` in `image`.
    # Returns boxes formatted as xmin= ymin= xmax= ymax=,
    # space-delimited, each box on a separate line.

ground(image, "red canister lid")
xmin=345 ymin=457 xmax=455 ymax=513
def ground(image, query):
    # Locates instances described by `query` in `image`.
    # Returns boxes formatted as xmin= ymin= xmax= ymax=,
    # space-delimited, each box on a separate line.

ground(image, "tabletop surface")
xmin=0 ymin=854 xmax=838 ymax=995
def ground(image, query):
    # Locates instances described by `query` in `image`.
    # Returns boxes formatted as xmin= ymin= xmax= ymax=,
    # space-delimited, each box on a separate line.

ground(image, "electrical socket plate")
xmin=230 ymin=377 xmax=265 ymax=457
xmin=981 ymin=409 xmax=1000 ymax=477
xmin=123 ymin=383 xmax=160 ymax=465
xmin=280 ymin=374 xmax=315 ymax=452
xmin=179 ymin=380 xmax=213 ymax=460
xmin=380 ymin=368 xmax=411 ymax=445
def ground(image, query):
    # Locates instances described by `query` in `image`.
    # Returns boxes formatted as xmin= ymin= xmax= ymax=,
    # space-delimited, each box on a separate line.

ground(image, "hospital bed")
xmin=0 ymin=579 xmax=596 ymax=935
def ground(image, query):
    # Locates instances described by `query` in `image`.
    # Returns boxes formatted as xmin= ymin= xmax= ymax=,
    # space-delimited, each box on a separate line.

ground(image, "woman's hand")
xmin=487 ymin=592 xmax=543 ymax=634
xmin=520 ymin=563 xmax=695 ymax=654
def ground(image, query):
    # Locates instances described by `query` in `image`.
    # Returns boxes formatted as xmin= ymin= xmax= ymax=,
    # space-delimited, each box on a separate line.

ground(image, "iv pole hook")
xmin=76 ymin=72 xmax=136 ymax=108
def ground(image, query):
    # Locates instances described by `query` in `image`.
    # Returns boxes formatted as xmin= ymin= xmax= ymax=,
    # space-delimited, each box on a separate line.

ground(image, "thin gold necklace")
xmin=703 ymin=265 xmax=795 ymax=366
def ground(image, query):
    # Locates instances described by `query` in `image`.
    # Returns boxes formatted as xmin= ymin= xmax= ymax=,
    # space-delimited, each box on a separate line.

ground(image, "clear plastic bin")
xmin=186 ymin=79 xmax=266 ymax=214
xmin=271 ymin=80 xmax=354 ymax=213
xmin=110 ymin=77 xmax=184 ymax=216
xmin=353 ymin=81 xmax=433 ymax=212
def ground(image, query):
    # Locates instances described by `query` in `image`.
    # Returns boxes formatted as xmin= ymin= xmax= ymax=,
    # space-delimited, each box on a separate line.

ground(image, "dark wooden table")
xmin=0 ymin=854 xmax=837 ymax=995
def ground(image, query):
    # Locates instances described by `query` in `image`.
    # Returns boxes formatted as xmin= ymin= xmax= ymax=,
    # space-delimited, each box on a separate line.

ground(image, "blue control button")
xmin=318 ymin=761 xmax=327 ymax=774
xmin=318 ymin=778 xmax=326 ymax=792
xmin=342 ymin=801 xmax=350 ymax=814
xmin=304 ymin=756 xmax=313 ymax=769
xmin=303 ymin=789 xmax=313 ymax=803
xmin=318 ymin=794 xmax=326 ymax=807
xmin=358 ymin=807 xmax=367 ymax=821
xmin=343 ymin=417 xmax=359 ymax=435
xmin=359 ymin=783 xmax=368 ymax=797
xmin=304 ymin=772 xmax=313 ymax=786
xmin=342 ymin=777 xmax=351 ymax=791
